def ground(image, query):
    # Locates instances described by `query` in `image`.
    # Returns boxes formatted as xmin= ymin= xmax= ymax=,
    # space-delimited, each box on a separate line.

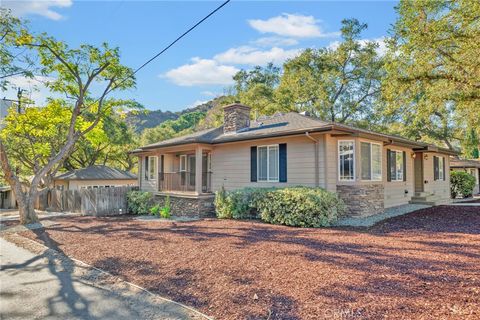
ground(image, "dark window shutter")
xmin=442 ymin=156 xmax=446 ymax=181
xmin=279 ymin=143 xmax=287 ymax=182
xmin=386 ymin=149 xmax=392 ymax=182
xmin=160 ymin=155 xmax=164 ymax=181
xmin=433 ymin=156 xmax=439 ymax=180
xmin=144 ymin=156 xmax=149 ymax=180
xmin=250 ymin=146 xmax=257 ymax=182
xmin=403 ymin=151 xmax=407 ymax=181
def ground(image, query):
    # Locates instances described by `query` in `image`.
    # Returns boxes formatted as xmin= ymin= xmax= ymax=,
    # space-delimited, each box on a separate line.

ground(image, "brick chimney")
xmin=223 ymin=103 xmax=251 ymax=134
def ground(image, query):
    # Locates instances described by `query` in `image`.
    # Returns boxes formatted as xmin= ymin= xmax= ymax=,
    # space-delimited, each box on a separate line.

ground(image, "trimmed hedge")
xmin=451 ymin=171 xmax=476 ymax=198
xmin=215 ymin=186 xmax=346 ymax=227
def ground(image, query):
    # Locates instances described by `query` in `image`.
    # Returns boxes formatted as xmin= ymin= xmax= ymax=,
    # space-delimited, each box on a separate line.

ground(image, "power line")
xmin=133 ymin=0 xmax=230 ymax=76
xmin=81 ymin=0 xmax=230 ymax=114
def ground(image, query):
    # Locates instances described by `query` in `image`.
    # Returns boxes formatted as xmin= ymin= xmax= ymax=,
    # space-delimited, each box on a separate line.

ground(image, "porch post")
xmin=195 ymin=146 xmax=203 ymax=194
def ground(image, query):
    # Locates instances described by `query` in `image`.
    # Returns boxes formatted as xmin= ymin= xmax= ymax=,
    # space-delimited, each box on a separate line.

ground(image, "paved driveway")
xmin=0 ymin=238 xmax=205 ymax=320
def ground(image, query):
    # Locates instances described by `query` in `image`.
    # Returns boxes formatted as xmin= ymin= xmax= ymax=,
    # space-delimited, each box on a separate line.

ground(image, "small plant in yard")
xmin=451 ymin=171 xmax=476 ymax=198
xmin=160 ymin=195 xmax=171 ymax=218
xmin=150 ymin=204 xmax=161 ymax=216
xmin=127 ymin=191 xmax=153 ymax=215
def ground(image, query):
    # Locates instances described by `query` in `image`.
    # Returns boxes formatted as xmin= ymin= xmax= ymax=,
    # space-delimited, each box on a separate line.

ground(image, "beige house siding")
xmin=383 ymin=146 xmax=415 ymax=208
xmin=423 ymin=152 xmax=451 ymax=201
xmin=137 ymin=133 xmax=454 ymax=212
xmin=211 ymin=135 xmax=318 ymax=191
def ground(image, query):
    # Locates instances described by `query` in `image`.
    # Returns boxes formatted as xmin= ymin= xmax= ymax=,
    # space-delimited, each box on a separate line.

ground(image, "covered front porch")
xmin=155 ymin=144 xmax=213 ymax=195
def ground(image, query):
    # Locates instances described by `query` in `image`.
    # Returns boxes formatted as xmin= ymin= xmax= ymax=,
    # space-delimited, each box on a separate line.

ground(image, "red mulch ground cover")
xmin=19 ymin=206 xmax=480 ymax=320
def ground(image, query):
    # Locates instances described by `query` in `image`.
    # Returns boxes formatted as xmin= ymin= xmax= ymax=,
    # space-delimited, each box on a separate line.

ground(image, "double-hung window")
xmin=258 ymin=145 xmax=279 ymax=182
xmin=388 ymin=150 xmax=405 ymax=181
xmin=148 ymin=156 xmax=158 ymax=180
xmin=338 ymin=140 xmax=355 ymax=181
xmin=361 ymin=142 xmax=382 ymax=181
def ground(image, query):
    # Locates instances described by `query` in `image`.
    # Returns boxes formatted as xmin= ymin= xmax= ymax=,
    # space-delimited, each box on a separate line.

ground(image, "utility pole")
xmin=16 ymin=88 xmax=25 ymax=113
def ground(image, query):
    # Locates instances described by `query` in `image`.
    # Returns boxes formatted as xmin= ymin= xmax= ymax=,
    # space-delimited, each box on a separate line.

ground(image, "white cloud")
xmin=248 ymin=13 xmax=339 ymax=38
xmin=201 ymin=91 xmax=217 ymax=97
xmin=2 ymin=75 xmax=55 ymax=106
xmin=188 ymin=99 xmax=208 ymax=108
xmin=2 ymin=0 xmax=73 ymax=20
xmin=163 ymin=58 xmax=239 ymax=86
xmin=214 ymin=46 xmax=301 ymax=66
xmin=252 ymin=36 xmax=299 ymax=47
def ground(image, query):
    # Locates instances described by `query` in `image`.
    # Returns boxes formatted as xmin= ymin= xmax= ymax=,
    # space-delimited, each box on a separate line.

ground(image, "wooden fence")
xmin=36 ymin=186 xmax=137 ymax=216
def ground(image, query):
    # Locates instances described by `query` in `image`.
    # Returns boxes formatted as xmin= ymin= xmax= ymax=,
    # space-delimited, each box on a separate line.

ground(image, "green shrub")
xmin=257 ymin=187 xmax=345 ymax=227
xmin=451 ymin=171 xmax=476 ymax=198
xmin=215 ymin=186 xmax=345 ymax=227
xmin=214 ymin=187 xmax=274 ymax=219
xmin=160 ymin=195 xmax=171 ymax=218
xmin=127 ymin=191 xmax=153 ymax=215
xmin=150 ymin=204 xmax=161 ymax=216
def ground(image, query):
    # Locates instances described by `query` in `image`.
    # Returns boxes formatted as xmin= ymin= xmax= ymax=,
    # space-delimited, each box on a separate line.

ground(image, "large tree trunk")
xmin=17 ymin=199 xmax=38 ymax=224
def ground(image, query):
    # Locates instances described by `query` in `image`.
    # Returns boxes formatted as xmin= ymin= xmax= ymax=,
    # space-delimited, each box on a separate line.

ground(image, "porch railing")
xmin=158 ymin=172 xmax=212 ymax=193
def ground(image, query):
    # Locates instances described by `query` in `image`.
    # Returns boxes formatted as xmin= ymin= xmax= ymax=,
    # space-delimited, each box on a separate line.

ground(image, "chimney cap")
xmin=223 ymin=103 xmax=251 ymax=110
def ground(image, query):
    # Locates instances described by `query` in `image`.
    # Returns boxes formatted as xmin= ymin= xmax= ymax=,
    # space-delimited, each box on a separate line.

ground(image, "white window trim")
xmin=338 ymin=140 xmax=355 ymax=181
xmin=207 ymin=153 xmax=212 ymax=172
xmin=257 ymin=144 xmax=279 ymax=182
xmin=437 ymin=156 xmax=445 ymax=181
xmin=389 ymin=150 xmax=404 ymax=182
xmin=179 ymin=155 xmax=187 ymax=172
xmin=148 ymin=156 xmax=158 ymax=181
xmin=360 ymin=141 xmax=383 ymax=181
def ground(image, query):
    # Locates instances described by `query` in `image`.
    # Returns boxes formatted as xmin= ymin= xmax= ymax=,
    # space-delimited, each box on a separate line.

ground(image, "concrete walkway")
xmin=334 ymin=204 xmax=431 ymax=227
xmin=0 ymin=238 xmax=206 ymax=320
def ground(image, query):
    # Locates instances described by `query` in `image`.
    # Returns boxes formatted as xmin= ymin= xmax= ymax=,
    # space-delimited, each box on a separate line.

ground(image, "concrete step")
xmin=409 ymin=200 xmax=439 ymax=206
xmin=414 ymin=192 xmax=431 ymax=197
xmin=410 ymin=195 xmax=441 ymax=202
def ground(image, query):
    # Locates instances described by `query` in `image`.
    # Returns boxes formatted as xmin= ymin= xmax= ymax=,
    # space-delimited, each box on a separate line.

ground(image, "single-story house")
xmin=53 ymin=165 xmax=137 ymax=191
xmin=131 ymin=103 xmax=457 ymax=217
xmin=0 ymin=186 xmax=16 ymax=209
xmin=450 ymin=158 xmax=480 ymax=195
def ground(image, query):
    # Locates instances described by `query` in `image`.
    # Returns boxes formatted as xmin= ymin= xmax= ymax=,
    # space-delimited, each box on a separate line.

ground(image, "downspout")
xmin=305 ymin=132 xmax=320 ymax=187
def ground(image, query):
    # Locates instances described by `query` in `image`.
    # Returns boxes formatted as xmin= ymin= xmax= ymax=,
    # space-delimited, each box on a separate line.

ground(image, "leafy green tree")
xmin=383 ymin=0 xmax=480 ymax=150
xmin=0 ymin=8 xmax=34 ymax=90
xmin=232 ymin=63 xmax=282 ymax=116
xmin=277 ymin=19 xmax=385 ymax=123
xmin=0 ymin=21 xmax=135 ymax=224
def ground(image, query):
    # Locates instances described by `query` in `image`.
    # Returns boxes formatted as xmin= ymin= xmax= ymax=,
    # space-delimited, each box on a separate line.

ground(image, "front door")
xmin=414 ymin=154 xmax=424 ymax=193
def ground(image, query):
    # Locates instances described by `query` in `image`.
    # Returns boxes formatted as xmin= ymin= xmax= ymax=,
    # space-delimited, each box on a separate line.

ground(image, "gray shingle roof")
xmin=133 ymin=111 xmax=458 ymax=155
xmin=450 ymin=158 xmax=480 ymax=168
xmin=55 ymin=165 xmax=137 ymax=181
xmin=135 ymin=112 xmax=330 ymax=150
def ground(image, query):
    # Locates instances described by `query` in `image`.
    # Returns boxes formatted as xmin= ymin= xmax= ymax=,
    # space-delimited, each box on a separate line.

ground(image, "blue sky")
xmin=2 ymin=0 xmax=399 ymax=112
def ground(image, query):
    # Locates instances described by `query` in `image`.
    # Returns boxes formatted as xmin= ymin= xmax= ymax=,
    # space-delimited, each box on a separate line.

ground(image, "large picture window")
xmin=258 ymin=145 xmax=279 ymax=182
xmin=338 ymin=140 xmax=355 ymax=181
xmin=388 ymin=150 xmax=404 ymax=181
xmin=361 ymin=142 xmax=382 ymax=181
xmin=148 ymin=156 xmax=158 ymax=180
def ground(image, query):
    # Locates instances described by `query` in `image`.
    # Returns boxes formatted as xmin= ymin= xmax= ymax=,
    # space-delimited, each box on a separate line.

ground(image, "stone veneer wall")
xmin=223 ymin=104 xmax=251 ymax=133
xmin=337 ymin=184 xmax=384 ymax=217
xmin=154 ymin=194 xmax=215 ymax=218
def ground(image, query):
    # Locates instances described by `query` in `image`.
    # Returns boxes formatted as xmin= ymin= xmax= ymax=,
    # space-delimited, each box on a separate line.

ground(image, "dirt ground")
xmin=15 ymin=205 xmax=480 ymax=320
